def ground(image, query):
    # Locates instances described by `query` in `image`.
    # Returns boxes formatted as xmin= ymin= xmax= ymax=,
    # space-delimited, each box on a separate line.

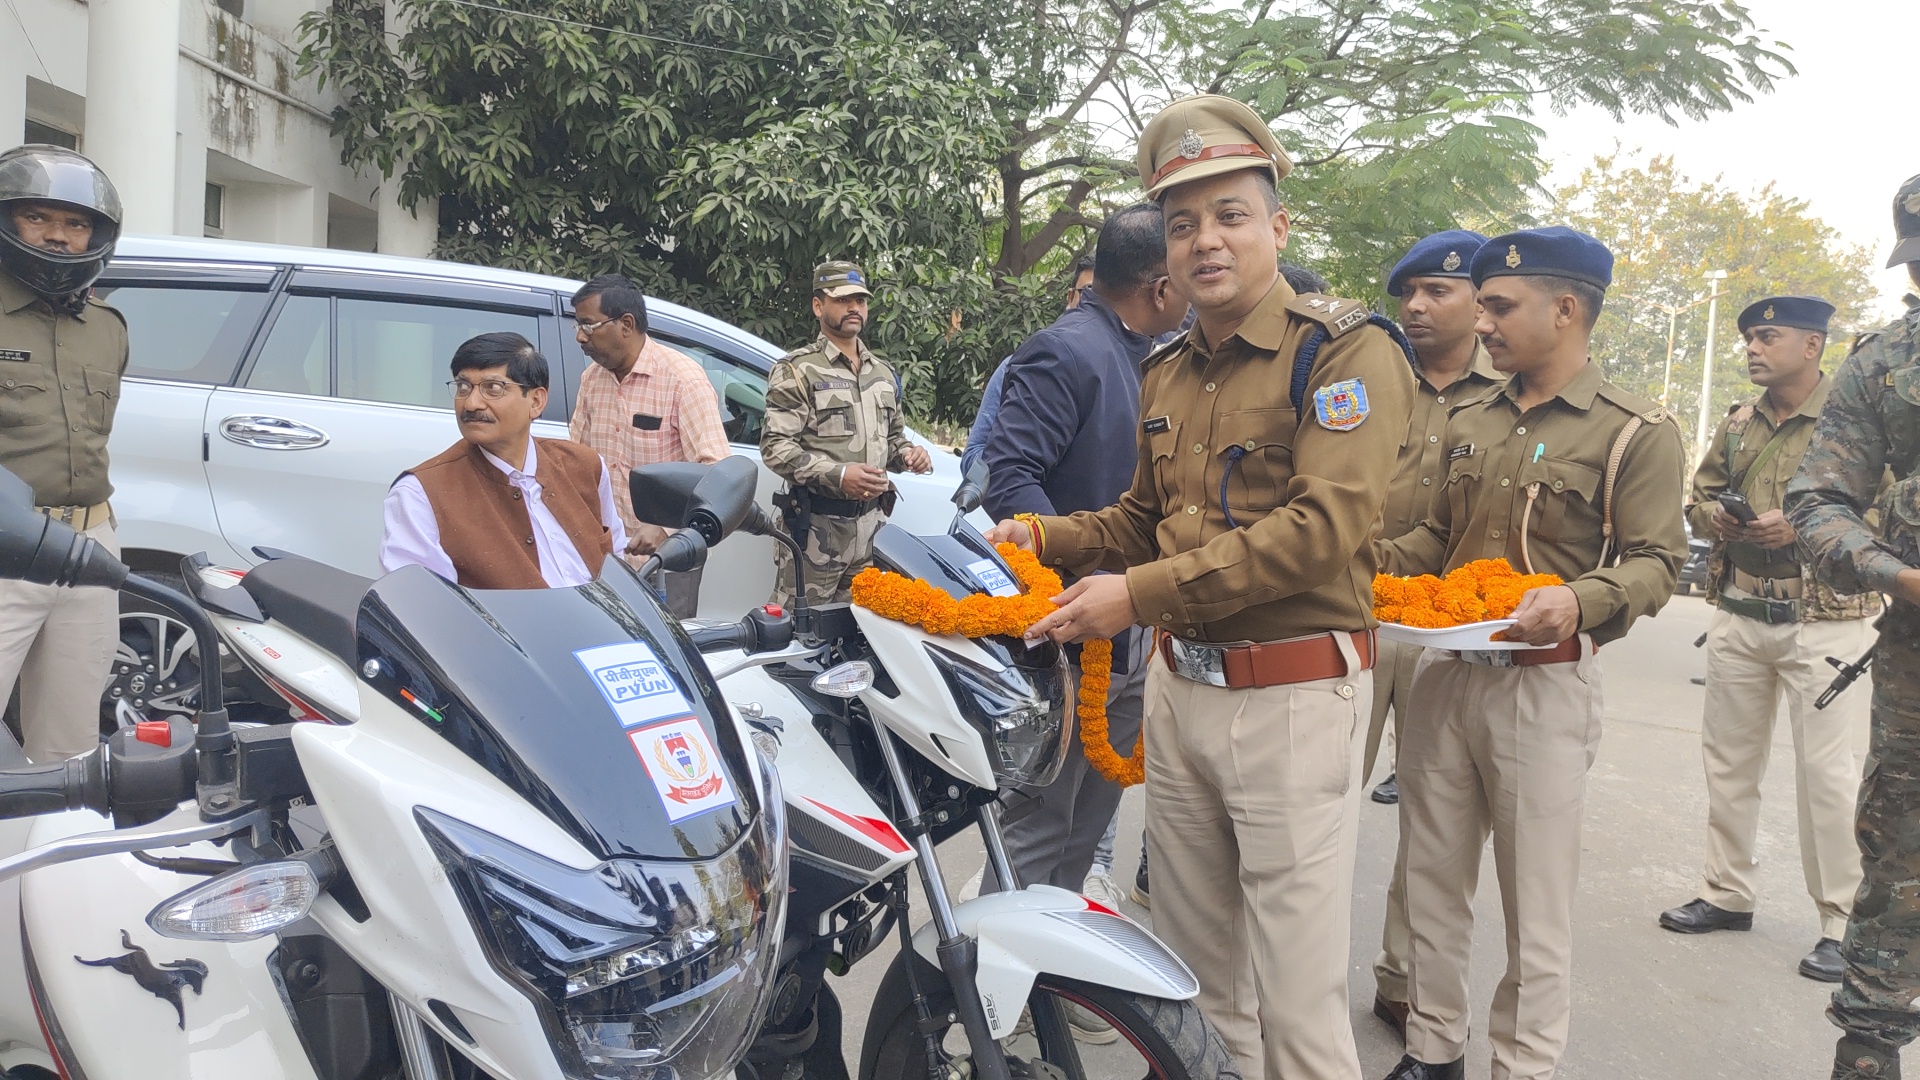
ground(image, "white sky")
xmin=1535 ymin=0 xmax=1919 ymax=320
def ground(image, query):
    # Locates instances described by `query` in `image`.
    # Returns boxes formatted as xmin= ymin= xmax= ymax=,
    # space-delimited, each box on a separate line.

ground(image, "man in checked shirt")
xmin=568 ymin=275 xmax=729 ymax=609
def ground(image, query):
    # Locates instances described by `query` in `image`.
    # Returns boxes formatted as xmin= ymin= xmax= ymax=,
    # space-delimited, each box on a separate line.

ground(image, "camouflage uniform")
xmin=760 ymin=333 xmax=914 ymax=606
xmin=1785 ymin=291 xmax=1920 ymax=1078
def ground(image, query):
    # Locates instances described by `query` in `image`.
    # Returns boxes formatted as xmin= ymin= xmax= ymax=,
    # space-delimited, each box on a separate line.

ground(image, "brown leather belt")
xmin=1455 ymin=636 xmax=1587 ymax=668
xmin=1159 ymin=629 xmax=1376 ymax=689
xmin=35 ymin=502 xmax=111 ymax=531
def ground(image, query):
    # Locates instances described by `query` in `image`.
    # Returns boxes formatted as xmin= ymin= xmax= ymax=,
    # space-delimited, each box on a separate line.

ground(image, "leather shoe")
xmin=1371 ymin=773 xmax=1399 ymax=804
xmin=1372 ymin=995 xmax=1408 ymax=1039
xmin=1801 ymin=937 xmax=1844 ymax=983
xmin=1383 ymin=1054 xmax=1464 ymax=1080
xmin=1658 ymin=898 xmax=1753 ymax=934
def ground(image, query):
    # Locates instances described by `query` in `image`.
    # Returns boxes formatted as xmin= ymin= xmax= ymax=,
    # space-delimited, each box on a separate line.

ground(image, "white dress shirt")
xmin=380 ymin=438 xmax=627 ymax=588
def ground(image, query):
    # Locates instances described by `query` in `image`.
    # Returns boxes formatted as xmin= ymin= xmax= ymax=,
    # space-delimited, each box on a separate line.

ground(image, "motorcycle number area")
xmin=966 ymin=558 xmax=1022 ymax=597
xmin=574 ymin=641 xmax=696 ymax=729
xmin=629 ymin=718 xmax=737 ymax=822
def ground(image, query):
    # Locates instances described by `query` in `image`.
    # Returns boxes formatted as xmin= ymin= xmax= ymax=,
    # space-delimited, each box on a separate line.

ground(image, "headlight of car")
xmin=925 ymin=640 xmax=1071 ymax=789
xmin=418 ymin=757 xmax=787 ymax=1080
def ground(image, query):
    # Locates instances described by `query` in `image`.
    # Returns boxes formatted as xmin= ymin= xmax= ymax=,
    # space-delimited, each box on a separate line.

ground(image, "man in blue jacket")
xmin=978 ymin=203 xmax=1186 ymax=929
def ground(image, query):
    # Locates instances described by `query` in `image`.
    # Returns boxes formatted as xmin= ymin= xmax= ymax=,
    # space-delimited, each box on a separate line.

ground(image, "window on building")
xmin=204 ymin=184 xmax=225 ymax=235
xmin=215 ymin=0 xmax=245 ymax=16
xmin=91 ymin=284 xmax=271 ymax=384
xmin=22 ymin=120 xmax=78 ymax=151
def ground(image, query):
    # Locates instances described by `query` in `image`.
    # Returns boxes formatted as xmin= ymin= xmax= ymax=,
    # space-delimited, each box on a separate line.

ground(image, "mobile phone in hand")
xmin=1718 ymin=491 xmax=1759 ymax=524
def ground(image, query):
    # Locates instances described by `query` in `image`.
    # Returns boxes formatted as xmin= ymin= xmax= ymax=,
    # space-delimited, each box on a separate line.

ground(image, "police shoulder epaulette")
xmin=1724 ymin=401 xmax=1756 ymax=433
xmin=1595 ymin=382 xmax=1667 ymax=423
xmin=1286 ymin=293 xmax=1372 ymax=338
xmin=1139 ymin=331 xmax=1189 ymax=372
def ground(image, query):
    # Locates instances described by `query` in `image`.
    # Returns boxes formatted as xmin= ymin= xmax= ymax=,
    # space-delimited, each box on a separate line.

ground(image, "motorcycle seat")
xmin=239 ymin=558 xmax=374 ymax=666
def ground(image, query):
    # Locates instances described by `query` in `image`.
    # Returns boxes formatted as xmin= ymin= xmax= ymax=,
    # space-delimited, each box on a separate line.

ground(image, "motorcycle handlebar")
xmin=687 ymin=606 xmax=795 ymax=655
xmin=0 ymin=753 xmax=108 ymax=821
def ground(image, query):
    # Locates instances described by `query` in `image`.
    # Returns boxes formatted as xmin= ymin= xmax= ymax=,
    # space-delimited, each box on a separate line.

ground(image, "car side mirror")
xmin=0 ymin=466 xmax=127 ymax=589
xmin=952 ymin=457 xmax=989 ymax=515
xmin=630 ymin=456 xmax=761 ymax=546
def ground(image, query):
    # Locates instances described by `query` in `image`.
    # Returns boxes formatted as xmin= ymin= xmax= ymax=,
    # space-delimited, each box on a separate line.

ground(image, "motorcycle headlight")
xmin=925 ymin=641 xmax=1071 ymax=789
xmin=418 ymin=760 xmax=787 ymax=1080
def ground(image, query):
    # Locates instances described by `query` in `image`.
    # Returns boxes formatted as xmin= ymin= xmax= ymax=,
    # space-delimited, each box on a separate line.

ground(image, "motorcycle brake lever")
xmin=0 ymin=808 xmax=267 ymax=886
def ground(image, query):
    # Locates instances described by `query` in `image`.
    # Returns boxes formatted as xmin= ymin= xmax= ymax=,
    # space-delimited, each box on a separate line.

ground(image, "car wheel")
xmin=104 ymin=571 xmax=203 ymax=732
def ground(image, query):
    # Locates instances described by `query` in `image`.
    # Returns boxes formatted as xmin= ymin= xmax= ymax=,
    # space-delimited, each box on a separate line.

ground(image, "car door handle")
xmin=219 ymin=415 xmax=331 ymax=450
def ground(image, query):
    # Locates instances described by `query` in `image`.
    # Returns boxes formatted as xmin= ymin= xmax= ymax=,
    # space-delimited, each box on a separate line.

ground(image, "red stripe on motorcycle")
xmin=801 ymin=797 xmax=911 ymax=854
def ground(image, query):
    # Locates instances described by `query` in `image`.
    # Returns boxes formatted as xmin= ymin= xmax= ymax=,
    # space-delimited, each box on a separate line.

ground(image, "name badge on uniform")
xmin=1448 ymin=443 xmax=1475 ymax=460
xmin=812 ymin=377 xmax=855 ymax=391
xmin=1141 ymin=416 xmax=1171 ymax=434
xmin=0 ymin=349 xmax=29 ymax=363
xmin=1313 ymin=379 xmax=1370 ymax=431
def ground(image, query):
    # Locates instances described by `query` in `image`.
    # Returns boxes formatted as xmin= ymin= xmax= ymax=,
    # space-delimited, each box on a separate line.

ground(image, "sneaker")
xmin=1082 ymin=869 xmax=1126 ymax=910
xmin=1067 ymin=1003 xmax=1119 ymax=1044
xmin=1130 ymin=856 xmax=1150 ymax=908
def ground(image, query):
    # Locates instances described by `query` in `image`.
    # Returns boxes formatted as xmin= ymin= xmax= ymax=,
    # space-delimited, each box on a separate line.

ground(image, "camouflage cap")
xmin=1888 ymin=173 xmax=1920 ymax=269
xmin=813 ymin=260 xmax=872 ymax=298
xmin=1136 ymin=95 xmax=1292 ymax=200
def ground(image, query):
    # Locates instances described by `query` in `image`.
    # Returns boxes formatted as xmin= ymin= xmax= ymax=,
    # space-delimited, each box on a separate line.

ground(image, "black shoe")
xmin=1372 ymin=995 xmax=1408 ymax=1039
xmin=1130 ymin=855 xmax=1150 ymax=908
xmin=1658 ymin=898 xmax=1754 ymax=934
xmin=1833 ymin=1035 xmax=1902 ymax=1079
xmin=1383 ymin=1055 xmax=1464 ymax=1080
xmin=1801 ymin=938 xmax=1845 ymax=983
xmin=1371 ymin=773 xmax=1399 ymax=804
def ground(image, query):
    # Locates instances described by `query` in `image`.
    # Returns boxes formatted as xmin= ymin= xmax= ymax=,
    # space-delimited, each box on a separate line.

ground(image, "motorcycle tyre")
xmin=858 ymin=949 xmax=1237 ymax=1080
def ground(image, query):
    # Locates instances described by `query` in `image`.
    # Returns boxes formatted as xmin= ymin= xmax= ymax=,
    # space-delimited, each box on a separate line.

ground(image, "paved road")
xmin=831 ymin=593 xmax=1874 ymax=1078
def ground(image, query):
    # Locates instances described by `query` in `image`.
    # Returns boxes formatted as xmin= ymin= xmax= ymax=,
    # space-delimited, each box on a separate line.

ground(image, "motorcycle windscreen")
xmin=354 ymin=563 xmax=755 ymax=862
xmin=871 ymin=519 xmax=1018 ymax=601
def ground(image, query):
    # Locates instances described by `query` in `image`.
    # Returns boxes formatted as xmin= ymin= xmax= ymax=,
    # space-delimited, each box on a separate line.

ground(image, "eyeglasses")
xmin=446 ymin=378 xmax=528 ymax=400
xmin=572 ymin=315 xmax=619 ymax=334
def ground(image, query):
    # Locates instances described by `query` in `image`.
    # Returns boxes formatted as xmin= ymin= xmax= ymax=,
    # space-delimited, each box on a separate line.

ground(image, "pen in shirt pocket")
xmin=1532 ymin=443 xmax=1545 ymax=463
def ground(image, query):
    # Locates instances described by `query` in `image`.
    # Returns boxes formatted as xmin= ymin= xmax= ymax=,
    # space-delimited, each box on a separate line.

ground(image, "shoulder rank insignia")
xmin=1313 ymin=378 xmax=1370 ymax=431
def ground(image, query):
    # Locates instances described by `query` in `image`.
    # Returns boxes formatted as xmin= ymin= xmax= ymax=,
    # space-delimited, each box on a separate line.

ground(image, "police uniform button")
xmin=3 ymin=380 xmax=12 ymax=388
xmin=62 ymin=384 xmax=69 ymax=390
xmin=1193 ymin=443 xmax=1204 ymax=454
xmin=524 ymin=538 xmax=534 ymax=545
xmin=1244 ymin=439 xmax=1256 ymax=450
xmin=1428 ymin=434 xmax=1439 ymax=443
xmin=1516 ymin=426 xmax=1527 ymax=435
xmin=1186 ymin=505 xmax=1198 ymax=515
xmin=1491 ymin=530 xmax=1502 ymax=539
xmin=1421 ymin=477 xmax=1432 ymax=486
xmin=1436 ymin=396 xmax=1446 ymax=404
xmin=1161 ymin=613 xmax=1173 ymax=622
xmin=1205 ymin=382 xmax=1217 ymax=392
xmin=1553 ymin=480 xmax=1564 ymax=490
xmin=1499 ymin=477 xmax=1511 ymax=487
xmin=1337 ymin=684 xmax=1356 ymax=700
xmin=1184 ymin=629 xmax=1197 ymax=638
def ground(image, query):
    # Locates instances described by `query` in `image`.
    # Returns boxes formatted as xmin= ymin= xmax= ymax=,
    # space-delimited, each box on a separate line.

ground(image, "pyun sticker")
xmin=575 ymin=641 xmax=694 ymax=729
xmin=966 ymin=558 xmax=1021 ymax=597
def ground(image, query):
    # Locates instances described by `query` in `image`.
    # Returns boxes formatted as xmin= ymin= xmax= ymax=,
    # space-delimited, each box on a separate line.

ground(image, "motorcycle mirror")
xmin=630 ymin=457 xmax=760 ymax=546
xmin=952 ymin=458 xmax=989 ymax=515
xmin=0 ymin=466 xmax=127 ymax=589
xmin=653 ymin=529 xmax=708 ymax=574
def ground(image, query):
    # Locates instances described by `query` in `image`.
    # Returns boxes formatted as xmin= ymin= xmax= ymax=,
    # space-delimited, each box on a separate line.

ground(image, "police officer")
xmin=1377 ymin=227 xmax=1686 ymax=1080
xmin=1369 ymin=230 xmax=1507 ymax=1039
xmin=990 ymin=94 xmax=1417 ymax=1080
xmin=1658 ymin=295 xmax=1877 ymax=984
xmin=0 ymin=144 xmax=127 ymax=762
xmin=761 ymin=261 xmax=931 ymax=607
xmin=1786 ymin=173 xmax=1920 ymax=1080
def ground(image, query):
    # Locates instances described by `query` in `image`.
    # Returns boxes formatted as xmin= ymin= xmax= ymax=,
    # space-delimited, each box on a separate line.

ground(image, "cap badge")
xmin=1178 ymin=129 xmax=1204 ymax=160
xmin=1763 ymin=304 xmax=1775 ymax=320
xmin=1505 ymin=244 xmax=1522 ymax=269
xmin=1441 ymin=251 xmax=1461 ymax=272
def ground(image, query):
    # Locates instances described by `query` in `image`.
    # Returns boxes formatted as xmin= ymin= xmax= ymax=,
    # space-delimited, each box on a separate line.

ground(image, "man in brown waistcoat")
xmin=381 ymin=332 xmax=626 ymax=589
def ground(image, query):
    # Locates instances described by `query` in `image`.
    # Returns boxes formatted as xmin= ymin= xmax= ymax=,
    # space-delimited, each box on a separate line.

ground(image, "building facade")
xmin=2 ymin=0 xmax=437 ymax=257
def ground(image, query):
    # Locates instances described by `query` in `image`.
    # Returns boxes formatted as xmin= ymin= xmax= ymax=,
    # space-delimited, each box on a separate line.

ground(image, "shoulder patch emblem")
xmin=1641 ymin=406 xmax=1668 ymax=424
xmin=1314 ymin=378 xmax=1370 ymax=431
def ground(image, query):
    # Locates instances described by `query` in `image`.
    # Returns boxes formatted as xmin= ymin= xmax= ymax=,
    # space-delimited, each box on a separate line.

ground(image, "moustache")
xmin=459 ymin=411 xmax=494 ymax=424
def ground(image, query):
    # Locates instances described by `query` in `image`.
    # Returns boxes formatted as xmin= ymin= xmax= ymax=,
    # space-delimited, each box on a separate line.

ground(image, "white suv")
xmin=93 ymin=235 xmax=964 ymax=718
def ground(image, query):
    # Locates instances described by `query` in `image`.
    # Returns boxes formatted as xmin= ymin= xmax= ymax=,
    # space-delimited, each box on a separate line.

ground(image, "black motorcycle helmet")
xmin=0 ymin=144 xmax=123 ymax=299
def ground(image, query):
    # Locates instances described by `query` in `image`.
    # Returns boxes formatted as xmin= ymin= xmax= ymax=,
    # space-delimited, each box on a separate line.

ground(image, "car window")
xmin=248 ymin=294 xmax=331 ymax=395
xmin=91 ymin=283 xmax=269 ymax=384
xmin=336 ymin=298 xmax=541 ymax=409
xmin=656 ymin=334 xmax=768 ymax=447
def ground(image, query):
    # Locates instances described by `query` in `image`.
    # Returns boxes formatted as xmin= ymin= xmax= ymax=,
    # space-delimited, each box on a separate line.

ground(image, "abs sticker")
xmin=966 ymin=558 xmax=1021 ymax=597
xmin=630 ymin=718 xmax=737 ymax=822
xmin=575 ymin=641 xmax=694 ymax=729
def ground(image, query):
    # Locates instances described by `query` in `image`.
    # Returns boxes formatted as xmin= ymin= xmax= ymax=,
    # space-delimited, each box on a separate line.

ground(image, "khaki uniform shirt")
xmin=0 ymin=271 xmax=128 ymax=506
xmin=1380 ymin=362 xmax=1686 ymax=646
xmin=1688 ymin=378 xmax=1882 ymax=621
xmin=1380 ymin=342 xmax=1504 ymax=542
xmin=760 ymin=334 xmax=913 ymax=495
xmin=1037 ymin=277 xmax=1417 ymax=644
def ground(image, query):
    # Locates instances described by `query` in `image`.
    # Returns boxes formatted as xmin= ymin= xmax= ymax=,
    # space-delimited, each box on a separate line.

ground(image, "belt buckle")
xmin=1456 ymin=649 xmax=1516 ymax=668
xmin=1167 ymin=638 xmax=1230 ymax=687
xmin=45 ymin=506 xmax=76 ymax=526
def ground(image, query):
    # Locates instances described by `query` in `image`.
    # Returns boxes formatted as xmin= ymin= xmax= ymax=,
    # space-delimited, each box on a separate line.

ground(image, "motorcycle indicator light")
xmin=147 ymin=861 xmax=320 ymax=942
xmin=810 ymin=661 xmax=874 ymax=699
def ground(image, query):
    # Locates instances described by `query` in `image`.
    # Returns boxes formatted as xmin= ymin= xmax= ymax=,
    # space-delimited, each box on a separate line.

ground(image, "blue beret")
xmin=1388 ymin=230 xmax=1488 ymax=296
xmin=1737 ymin=295 xmax=1834 ymax=334
xmin=1470 ymin=226 xmax=1613 ymax=290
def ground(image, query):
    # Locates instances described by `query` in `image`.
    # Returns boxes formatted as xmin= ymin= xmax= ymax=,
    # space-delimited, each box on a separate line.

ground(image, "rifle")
xmin=1816 ymin=614 xmax=1884 ymax=711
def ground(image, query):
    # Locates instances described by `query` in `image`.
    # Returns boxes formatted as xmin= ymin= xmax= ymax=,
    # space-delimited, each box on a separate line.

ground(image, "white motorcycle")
xmin=0 ymin=462 xmax=790 ymax=1080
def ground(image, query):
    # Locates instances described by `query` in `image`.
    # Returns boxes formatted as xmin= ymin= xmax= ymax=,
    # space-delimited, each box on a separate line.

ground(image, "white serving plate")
xmin=1375 ymin=619 xmax=1556 ymax=651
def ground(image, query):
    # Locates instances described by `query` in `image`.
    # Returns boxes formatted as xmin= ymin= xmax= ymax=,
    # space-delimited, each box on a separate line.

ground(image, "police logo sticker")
xmin=1178 ymin=129 xmax=1205 ymax=160
xmin=1313 ymin=378 xmax=1370 ymax=431
xmin=1441 ymin=251 xmax=1461 ymax=272
xmin=574 ymin=641 xmax=694 ymax=729
xmin=629 ymin=718 xmax=736 ymax=823
xmin=966 ymin=558 xmax=1021 ymax=598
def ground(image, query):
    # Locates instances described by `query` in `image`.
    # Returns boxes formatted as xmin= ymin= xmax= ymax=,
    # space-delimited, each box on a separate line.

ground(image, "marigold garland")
xmin=849 ymin=544 xmax=1143 ymax=787
xmin=1372 ymin=558 xmax=1564 ymax=635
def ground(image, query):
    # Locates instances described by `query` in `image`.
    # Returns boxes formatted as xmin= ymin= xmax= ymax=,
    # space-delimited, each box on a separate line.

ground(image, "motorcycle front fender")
xmin=909 ymin=885 xmax=1198 ymax=1040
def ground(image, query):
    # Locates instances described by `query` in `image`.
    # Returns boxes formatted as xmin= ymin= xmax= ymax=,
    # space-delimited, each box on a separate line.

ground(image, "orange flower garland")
xmin=850 ymin=545 xmax=1143 ymax=787
xmin=1372 ymin=558 xmax=1564 ymax=629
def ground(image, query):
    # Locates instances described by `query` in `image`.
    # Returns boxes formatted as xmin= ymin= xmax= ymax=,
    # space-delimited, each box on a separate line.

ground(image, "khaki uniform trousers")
xmin=1698 ymin=608 xmax=1871 ymax=940
xmin=1400 ymin=644 xmax=1602 ymax=1080
xmin=1368 ymin=635 xmax=1420 ymax=1004
xmin=1143 ymin=634 xmax=1370 ymax=1080
xmin=0 ymin=520 xmax=117 ymax=762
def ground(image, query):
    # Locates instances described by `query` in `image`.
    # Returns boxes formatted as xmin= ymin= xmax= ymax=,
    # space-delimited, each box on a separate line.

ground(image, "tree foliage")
xmin=1553 ymin=151 xmax=1876 ymax=458
xmin=301 ymin=0 xmax=1792 ymax=424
